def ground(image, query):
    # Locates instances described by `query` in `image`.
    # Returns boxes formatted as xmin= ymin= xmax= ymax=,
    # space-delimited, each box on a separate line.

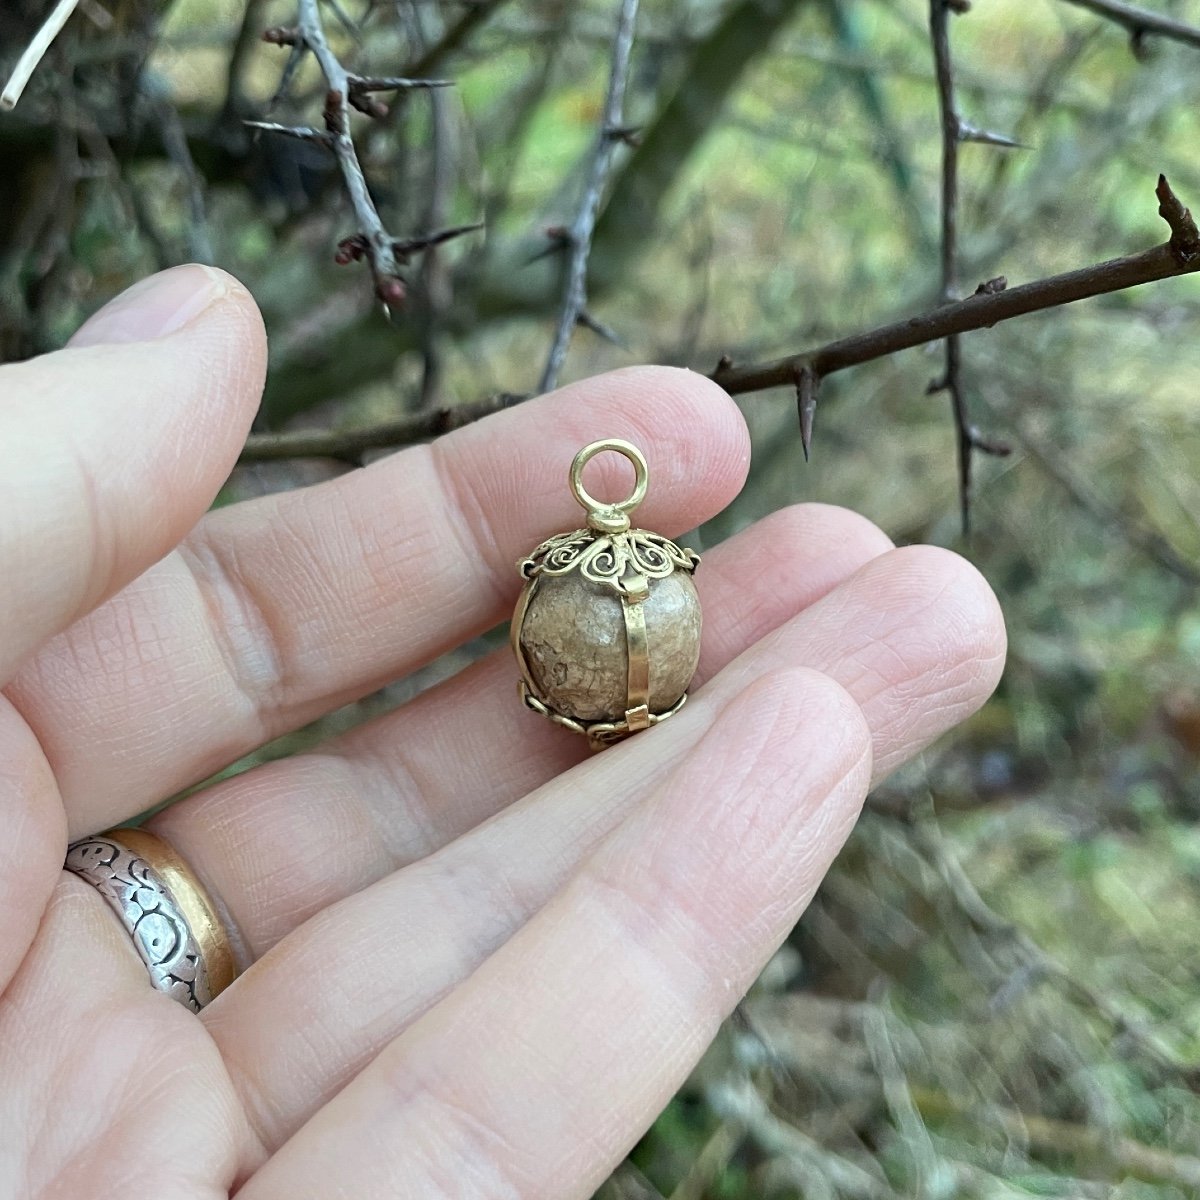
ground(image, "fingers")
xmin=0 ymin=265 xmax=265 ymax=685
xmin=235 ymin=669 xmax=873 ymax=1200
xmin=203 ymin=542 xmax=1004 ymax=1150
xmin=0 ymin=699 xmax=64 ymax=989
xmin=0 ymin=876 xmax=258 ymax=1193
xmin=10 ymin=367 xmax=749 ymax=837
xmin=156 ymin=504 xmax=894 ymax=958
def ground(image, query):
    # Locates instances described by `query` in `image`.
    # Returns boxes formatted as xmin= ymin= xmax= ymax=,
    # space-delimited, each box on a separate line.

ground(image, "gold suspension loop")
xmin=569 ymin=439 xmax=649 ymax=526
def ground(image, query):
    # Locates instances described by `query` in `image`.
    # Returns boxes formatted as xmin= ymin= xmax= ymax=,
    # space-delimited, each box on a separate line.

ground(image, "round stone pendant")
xmin=511 ymin=439 xmax=702 ymax=750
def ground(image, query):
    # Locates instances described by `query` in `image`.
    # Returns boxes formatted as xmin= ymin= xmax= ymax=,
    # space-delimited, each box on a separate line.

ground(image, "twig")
xmin=929 ymin=0 xmax=1008 ymax=538
xmin=144 ymin=82 xmax=214 ymax=265
xmin=1 ymin=0 xmax=81 ymax=111
xmin=238 ymin=394 xmax=525 ymax=463
xmin=1057 ymin=0 xmax=1200 ymax=52
xmin=1012 ymin=414 xmax=1200 ymax=584
xmin=538 ymin=0 xmax=640 ymax=393
xmin=259 ymin=0 xmax=452 ymax=307
xmin=914 ymin=818 xmax=1200 ymax=1090
xmin=912 ymin=1088 xmax=1200 ymax=1187
xmin=401 ymin=0 xmax=512 ymax=78
xmin=221 ymin=0 xmax=268 ymax=122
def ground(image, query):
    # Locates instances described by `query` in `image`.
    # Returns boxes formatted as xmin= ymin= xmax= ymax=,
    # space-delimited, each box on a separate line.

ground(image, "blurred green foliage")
xmin=3 ymin=0 xmax=1200 ymax=1193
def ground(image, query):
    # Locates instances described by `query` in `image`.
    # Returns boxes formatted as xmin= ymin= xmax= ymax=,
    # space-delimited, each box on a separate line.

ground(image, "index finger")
xmin=13 ymin=366 xmax=750 ymax=836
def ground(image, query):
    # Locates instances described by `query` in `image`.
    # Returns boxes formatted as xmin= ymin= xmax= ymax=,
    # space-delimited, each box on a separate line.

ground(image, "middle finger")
xmin=151 ymin=503 xmax=893 ymax=960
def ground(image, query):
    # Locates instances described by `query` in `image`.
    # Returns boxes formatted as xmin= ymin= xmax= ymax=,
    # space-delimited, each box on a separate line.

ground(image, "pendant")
xmin=511 ymin=439 xmax=702 ymax=750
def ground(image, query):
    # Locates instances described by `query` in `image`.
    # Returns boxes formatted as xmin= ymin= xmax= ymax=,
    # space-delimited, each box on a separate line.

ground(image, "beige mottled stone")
xmin=517 ymin=570 xmax=702 ymax=722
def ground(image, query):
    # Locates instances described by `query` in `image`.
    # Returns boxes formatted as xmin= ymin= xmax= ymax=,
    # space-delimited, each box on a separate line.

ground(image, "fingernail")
xmin=70 ymin=264 xmax=231 ymax=347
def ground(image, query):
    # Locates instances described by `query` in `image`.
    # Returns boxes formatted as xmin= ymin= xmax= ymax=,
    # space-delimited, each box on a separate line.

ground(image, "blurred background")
xmin=4 ymin=0 xmax=1200 ymax=1193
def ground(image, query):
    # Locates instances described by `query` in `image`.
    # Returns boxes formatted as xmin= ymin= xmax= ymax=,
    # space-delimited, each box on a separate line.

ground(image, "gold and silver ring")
xmin=65 ymin=829 xmax=236 ymax=1012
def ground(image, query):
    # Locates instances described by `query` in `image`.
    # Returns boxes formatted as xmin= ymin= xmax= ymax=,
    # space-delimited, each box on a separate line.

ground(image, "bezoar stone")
xmin=511 ymin=439 xmax=703 ymax=748
xmin=518 ymin=570 xmax=702 ymax=722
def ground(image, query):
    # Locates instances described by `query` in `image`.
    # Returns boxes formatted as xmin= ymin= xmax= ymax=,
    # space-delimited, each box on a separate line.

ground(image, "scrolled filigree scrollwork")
xmin=517 ymin=527 xmax=699 ymax=593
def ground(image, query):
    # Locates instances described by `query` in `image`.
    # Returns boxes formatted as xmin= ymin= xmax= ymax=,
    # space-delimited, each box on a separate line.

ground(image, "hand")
xmin=0 ymin=266 xmax=1005 ymax=1199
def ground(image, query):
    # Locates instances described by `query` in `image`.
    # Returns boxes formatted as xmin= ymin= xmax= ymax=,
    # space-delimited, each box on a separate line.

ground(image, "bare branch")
xmin=392 ymin=222 xmax=484 ymax=259
xmin=149 ymin=89 xmax=214 ymax=265
xmin=1057 ymin=0 xmax=1200 ymax=51
xmin=956 ymin=121 xmax=1024 ymax=148
xmin=1 ymin=0 xmax=81 ymax=111
xmin=246 ymin=177 xmax=1200 ymax=460
xmin=711 ymin=179 xmax=1200 ymax=393
xmin=538 ymin=0 xmax=640 ymax=393
xmin=931 ymin=0 xmax=979 ymax=535
xmin=239 ymin=395 xmax=525 ymax=463
xmin=401 ymin=0 xmax=512 ymax=78
xmin=259 ymin=0 xmax=456 ymax=307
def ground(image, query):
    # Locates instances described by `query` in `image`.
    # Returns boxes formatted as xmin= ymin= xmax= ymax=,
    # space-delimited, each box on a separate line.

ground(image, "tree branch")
xmin=712 ymin=174 xmax=1200 ymax=389
xmin=240 ymin=176 xmax=1200 ymax=462
xmin=928 ymin=0 xmax=1014 ymax=537
xmin=1057 ymin=0 xmax=1200 ymax=52
xmin=538 ymin=0 xmax=640 ymax=393
xmin=239 ymin=394 xmax=526 ymax=463
xmin=256 ymin=0 xmax=453 ymax=307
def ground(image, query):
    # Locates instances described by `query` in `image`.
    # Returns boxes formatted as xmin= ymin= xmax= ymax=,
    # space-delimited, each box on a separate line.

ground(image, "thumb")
xmin=0 ymin=264 xmax=266 ymax=684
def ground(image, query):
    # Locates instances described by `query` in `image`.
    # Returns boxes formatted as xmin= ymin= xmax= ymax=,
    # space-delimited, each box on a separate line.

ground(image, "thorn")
xmin=973 ymin=275 xmax=1007 ymax=295
xmin=946 ymin=0 xmax=971 ymax=12
xmin=1130 ymin=27 xmax=1150 ymax=62
xmin=957 ymin=121 xmax=1024 ymax=149
xmin=576 ymin=309 xmax=626 ymax=348
xmin=968 ymin=426 xmax=1012 ymax=457
xmin=1157 ymin=174 xmax=1200 ymax=264
xmin=926 ymin=374 xmax=948 ymax=395
xmin=243 ymin=120 xmax=331 ymax=147
xmin=604 ymin=123 xmax=642 ymax=147
xmin=794 ymin=364 xmax=819 ymax=462
xmin=392 ymin=221 xmax=484 ymax=260
xmin=715 ymin=354 xmax=733 ymax=373
xmin=524 ymin=225 xmax=572 ymax=264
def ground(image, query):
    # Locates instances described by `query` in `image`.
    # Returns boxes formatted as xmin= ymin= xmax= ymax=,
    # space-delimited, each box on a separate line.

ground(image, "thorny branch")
xmin=538 ymin=0 xmax=641 ymax=394
xmin=252 ymin=0 xmax=457 ymax=307
xmin=1057 ymin=0 xmax=1200 ymax=53
xmin=240 ymin=175 xmax=1200 ymax=463
xmin=710 ymin=175 xmax=1200 ymax=387
xmin=928 ymin=0 xmax=1013 ymax=538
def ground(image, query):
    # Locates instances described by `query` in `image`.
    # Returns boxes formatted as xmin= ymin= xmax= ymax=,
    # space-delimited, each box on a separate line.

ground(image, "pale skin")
xmin=0 ymin=265 xmax=1006 ymax=1199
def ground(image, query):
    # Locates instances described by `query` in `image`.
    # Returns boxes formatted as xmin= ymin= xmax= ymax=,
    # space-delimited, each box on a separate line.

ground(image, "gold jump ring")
xmin=569 ymin=439 xmax=649 ymax=518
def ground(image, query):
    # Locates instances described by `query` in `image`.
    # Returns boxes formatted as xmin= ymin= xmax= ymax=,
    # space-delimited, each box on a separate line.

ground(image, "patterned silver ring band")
xmin=65 ymin=829 xmax=236 ymax=1012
